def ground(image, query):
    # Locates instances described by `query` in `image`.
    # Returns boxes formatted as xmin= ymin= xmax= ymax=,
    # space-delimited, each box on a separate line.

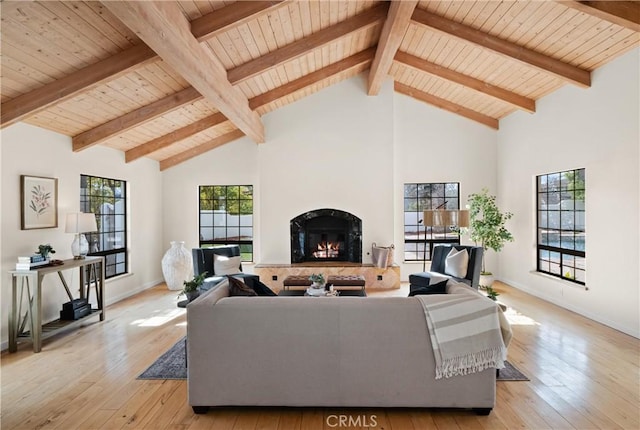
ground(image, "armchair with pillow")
xmin=192 ymin=245 xmax=275 ymax=296
xmin=409 ymin=245 xmax=484 ymax=295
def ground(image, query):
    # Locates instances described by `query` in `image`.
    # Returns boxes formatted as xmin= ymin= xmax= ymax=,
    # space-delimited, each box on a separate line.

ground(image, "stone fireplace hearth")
xmin=290 ymin=208 xmax=362 ymax=264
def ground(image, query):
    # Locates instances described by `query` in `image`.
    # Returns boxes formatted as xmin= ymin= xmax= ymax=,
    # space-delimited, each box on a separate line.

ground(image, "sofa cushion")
xmin=408 ymin=279 xmax=448 ymax=296
xmin=214 ymin=254 xmax=242 ymax=275
xmin=227 ymin=276 xmax=257 ymax=296
xmin=445 ymin=247 xmax=469 ymax=278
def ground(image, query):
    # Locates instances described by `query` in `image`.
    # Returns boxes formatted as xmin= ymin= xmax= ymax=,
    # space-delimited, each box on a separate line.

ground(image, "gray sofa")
xmin=187 ymin=279 xmax=498 ymax=415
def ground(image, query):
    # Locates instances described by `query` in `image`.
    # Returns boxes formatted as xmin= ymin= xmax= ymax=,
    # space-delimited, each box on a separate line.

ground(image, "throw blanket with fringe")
xmin=416 ymin=294 xmax=507 ymax=379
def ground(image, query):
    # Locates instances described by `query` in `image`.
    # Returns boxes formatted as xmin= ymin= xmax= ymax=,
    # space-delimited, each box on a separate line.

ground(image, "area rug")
xmin=138 ymin=337 xmax=529 ymax=381
xmin=138 ymin=337 xmax=186 ymax=380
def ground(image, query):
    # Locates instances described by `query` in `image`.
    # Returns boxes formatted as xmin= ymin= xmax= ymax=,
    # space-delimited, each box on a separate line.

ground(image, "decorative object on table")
xmin=179 ymin=271 xmax=207 ymax=302
xmin=462 ymin=188 xmax=514 ymax=287
xmin=162 ymin=241 xmax=193 ymax=291
xmin=36 ymin=243 xmax=55 ymax=259
xmin=15 ymin=253 xmax=52 ymax=270
xmin=308 ymin=273 xmax=325 ymax=288
xmin=20 ymin=175 xmax=58 ymax=230
xmin=371 ymin=243 xmax=394 ymax=268
xmin=65 ymin=212 xmax=98 ymax=259
xmin=59 ymin=298 xmax=91 ymax=320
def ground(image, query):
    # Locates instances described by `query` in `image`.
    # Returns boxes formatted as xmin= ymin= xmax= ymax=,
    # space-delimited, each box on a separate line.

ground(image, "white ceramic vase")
xmin=161 ymin=241 xmax=193 ymax=291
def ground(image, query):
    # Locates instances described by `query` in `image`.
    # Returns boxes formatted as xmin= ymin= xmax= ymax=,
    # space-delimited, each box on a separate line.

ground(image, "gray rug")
xmin=138 ymin=337 xmax=529 ymax=381
xmin=138 ymin=337 xmax=187 ymax=380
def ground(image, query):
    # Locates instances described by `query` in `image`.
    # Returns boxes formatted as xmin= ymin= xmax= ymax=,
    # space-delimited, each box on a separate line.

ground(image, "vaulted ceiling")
xmin=1 ymin=1 xmax=638 ymax=170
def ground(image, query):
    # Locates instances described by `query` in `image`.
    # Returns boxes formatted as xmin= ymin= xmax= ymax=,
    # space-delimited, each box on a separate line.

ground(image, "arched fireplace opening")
xmin=290 ymin=209 xmax=362 ymax=264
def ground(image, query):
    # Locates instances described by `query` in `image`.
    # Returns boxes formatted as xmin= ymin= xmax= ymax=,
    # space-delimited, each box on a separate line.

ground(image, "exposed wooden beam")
xmin=411 ymin=8 xmax=591 ymax=88
xmin=0 ymin=44 xmax=156 ymax=129
xmin=1 ymin=1 xmax=281 ymax=128
xmin=73 ymin=87 xmax=202 ymax=152
xmin=394 ymin=51 xmax=536 ymax=113
xmin=191 ymin=1 xmax=287 ymax=42
xmin=395 ymin=82 xmax=499 ymax=129
xmin=558 ymin=1 xmax=640 ymax=32
xmin=159 ymin=129 xmax=246 ymax=171
xmin=103 ymin=1 xmax=264 ymax=143
xmin=227 ymin=3 xmax=388 ymax=84
xmin=249 ymin=47 xmax=375 ymax=109
xmin=368 ymin=0 xmax=417 ymax=95
xmin=128 ymin=48 xmax=375 ymax=163
xmin=125 ymin=112 xmax=227 ymax=162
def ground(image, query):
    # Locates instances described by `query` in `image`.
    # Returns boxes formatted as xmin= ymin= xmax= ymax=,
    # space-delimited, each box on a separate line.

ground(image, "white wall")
xmin=497 ymin=47 xmax=640 ymax=337
xmin=161 ymin=136 xmax=260 ymax=270
xmin=0 ymin=123 xmax=164 ymax=348
xmin=393 ymin=93 xmax=499 ymax=278
xmin=258 ymin=75 xmax=395 ymax=263
xmin=161 ymin=73 xmax=499 ymax=276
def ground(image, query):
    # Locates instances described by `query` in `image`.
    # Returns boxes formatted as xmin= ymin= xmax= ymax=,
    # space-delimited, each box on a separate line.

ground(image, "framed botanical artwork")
xmin=21 ymin=175 xmax=58 ymax=230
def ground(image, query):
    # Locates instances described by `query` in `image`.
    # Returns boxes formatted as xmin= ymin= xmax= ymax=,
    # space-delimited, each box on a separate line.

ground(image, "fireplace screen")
xmin=291 ymin=209 xmax=362 ymax=264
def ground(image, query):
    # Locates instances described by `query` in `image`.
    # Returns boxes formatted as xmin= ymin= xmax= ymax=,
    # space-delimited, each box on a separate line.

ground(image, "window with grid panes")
xmin=536 ymin=168 xmax=586 ymax=285
xmin=80 ymin=175 xmax=128 ymax=279
xmin=199 ymin=185 xmax=253 ymax=262
xmin=404 ymin=183 xmax=460 ymax=262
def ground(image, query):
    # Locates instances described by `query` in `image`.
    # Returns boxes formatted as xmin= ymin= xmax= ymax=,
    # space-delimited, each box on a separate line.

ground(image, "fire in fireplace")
xmin=291 ymin=209 xmax=362 ymax=264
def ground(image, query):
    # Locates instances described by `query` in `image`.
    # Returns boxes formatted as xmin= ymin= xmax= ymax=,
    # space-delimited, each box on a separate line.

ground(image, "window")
xmin=536 ymin=168 xmax=585 ymax=285
xmin=199 ymin=185 xmax=253 ymax=262
xmin=80 ymin=175 xmax=128 ymax=279
xmin=404 ymin=183 xmax=460 ymax=262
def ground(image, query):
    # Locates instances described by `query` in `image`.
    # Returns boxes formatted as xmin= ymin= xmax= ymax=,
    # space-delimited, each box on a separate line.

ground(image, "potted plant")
xmin=465 ymin=188 xmax=514 ymax=288
xmin=36 ymin=244 xmax=56 ymax=260
xmin=180 ymin=272 xmax=207 ymax=302
xmin=308 ymin=273 xmax=325 ymax=288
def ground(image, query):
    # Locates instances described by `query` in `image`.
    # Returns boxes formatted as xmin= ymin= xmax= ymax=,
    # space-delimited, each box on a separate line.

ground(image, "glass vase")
xmin=161 ymin=241 xmax=193 ymax=291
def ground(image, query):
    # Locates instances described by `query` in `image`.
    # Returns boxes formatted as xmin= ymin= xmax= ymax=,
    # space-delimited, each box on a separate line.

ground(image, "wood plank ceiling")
xmin=1 ymin=1 xmax=638 ymax=170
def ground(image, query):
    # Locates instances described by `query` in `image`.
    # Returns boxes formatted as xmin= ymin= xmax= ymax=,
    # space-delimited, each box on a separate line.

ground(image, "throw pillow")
xmin=227 ymin=276 xmax=257 ymax=296
xmin=444 ymin=247 xmax=469 ymax=278
xmin=250 ymin=279 xmax=277 ymax=296
xmin=408 ymin=280 xmax=448 ymax=296
xmin=213 ymin=254 xmax=242 ymax=275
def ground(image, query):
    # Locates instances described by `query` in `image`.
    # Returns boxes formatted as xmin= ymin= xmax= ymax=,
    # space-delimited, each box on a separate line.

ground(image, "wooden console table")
xmin=8 ymin=256 xmax=105 ymax=353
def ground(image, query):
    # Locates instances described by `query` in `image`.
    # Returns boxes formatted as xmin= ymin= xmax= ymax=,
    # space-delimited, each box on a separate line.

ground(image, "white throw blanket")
xmin=416 ymin=293 xmax=507 ymax=379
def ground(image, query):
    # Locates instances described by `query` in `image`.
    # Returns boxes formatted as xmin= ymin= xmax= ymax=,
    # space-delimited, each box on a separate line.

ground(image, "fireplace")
xmin=290 ymin=209 xmax=362 ymax=263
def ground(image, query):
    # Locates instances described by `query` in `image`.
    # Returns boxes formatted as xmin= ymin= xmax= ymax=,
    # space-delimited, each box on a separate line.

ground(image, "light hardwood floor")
xmin=1 ymin=281 xmax=638 ymax=429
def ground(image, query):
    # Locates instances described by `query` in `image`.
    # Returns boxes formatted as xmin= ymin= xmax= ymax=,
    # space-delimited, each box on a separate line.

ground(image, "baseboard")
xmin=502 ymin=277 xmax=640 ymax=339
xmin=105 ymin=278 xmax=163 ymax=306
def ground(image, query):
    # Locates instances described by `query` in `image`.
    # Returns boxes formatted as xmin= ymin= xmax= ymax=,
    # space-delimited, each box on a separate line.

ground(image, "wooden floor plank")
xmin=1 ymin=281 xmax=638 ymax=430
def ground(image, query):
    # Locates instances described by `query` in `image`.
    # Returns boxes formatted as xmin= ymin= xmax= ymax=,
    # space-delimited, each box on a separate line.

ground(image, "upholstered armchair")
xmin=409 ymin=245 xmax=484 ymax=294
xmin=192 ymin=245 xmax=259 ymax=291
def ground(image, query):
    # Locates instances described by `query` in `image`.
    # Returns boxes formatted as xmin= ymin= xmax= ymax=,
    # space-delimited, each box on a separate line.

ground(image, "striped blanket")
xmin=416 ymin=292 xmax=507 ymax=379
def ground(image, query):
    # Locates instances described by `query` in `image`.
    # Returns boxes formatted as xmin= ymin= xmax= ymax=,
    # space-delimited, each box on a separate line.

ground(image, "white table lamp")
xmin=65 ymin=213 xmax=98 ymax=259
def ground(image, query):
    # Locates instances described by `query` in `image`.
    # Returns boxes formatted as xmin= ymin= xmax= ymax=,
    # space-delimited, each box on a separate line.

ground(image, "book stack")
xmin=15 ymin=255 xmax=49 ymax=271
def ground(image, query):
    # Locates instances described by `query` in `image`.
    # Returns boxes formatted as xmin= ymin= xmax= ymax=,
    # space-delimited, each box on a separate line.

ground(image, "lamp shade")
xmin=65 ymin=212 xmax=98 ymax=233
xmin=423 ymin=209 xmax=469 ymax=227
xmin=423 ymin=210 xmax=450 ymax=227
xmin=449 ymin=210 xmax=470 ymax=228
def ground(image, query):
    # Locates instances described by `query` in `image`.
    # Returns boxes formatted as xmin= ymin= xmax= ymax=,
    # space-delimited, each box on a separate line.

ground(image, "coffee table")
xmin=278 ymin=289 xmax=366 ymax=297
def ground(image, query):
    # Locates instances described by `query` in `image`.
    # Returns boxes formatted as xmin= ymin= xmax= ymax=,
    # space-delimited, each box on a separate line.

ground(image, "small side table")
xmin=8 ymin=256 xmax=105 ymax=353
